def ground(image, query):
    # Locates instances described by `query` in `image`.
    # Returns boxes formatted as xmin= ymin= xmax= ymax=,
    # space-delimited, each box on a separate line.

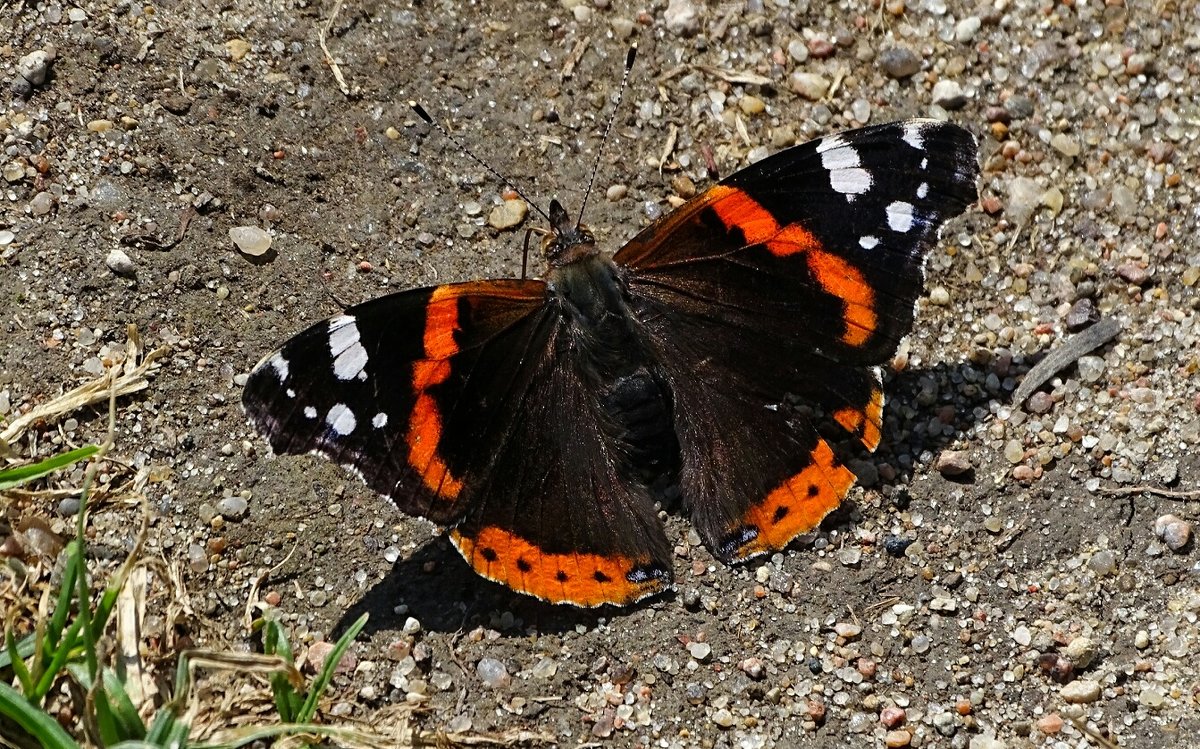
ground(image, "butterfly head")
xmin=542 ymin=199 xmax=597 ymax=267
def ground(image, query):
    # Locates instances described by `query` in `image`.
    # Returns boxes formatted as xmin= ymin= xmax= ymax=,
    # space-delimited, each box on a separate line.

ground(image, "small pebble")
xmin=1087 ymin=549 xmax=1117 ymax=575
xmin=834 ymin=622 xmax=862 ymax=639
xmin=880 ymin=706 xmax=906 ymax=728
xmin=739 ymin=95 xmax=765 ymax=116
xmin=1154 ymin=514 xmax=1192 ymax=552
xmin=1076 ymin=355 xmax=1105 ymax=383
xmin=16 ymin=49 xmax=53 ymax=87
xmin=1063 ymin=636 xmax=1097 ymax=669
xmin=663 ymin=0 xmax=700 ymax=36
xmin=476 ymin=657 xmax=510 ymax=688
xmin=711 ymin=708 xmax=735 ymax=727
xmin=1061 ymin=679 xmax=1101 ymax=703
xmin=1026 ymin=391 xmax=1054 ymax=414
xmin=1065 ymin=298 xmax=1100 ymax=332
xmin=230 ymin=225 xmax=272 ymax=256
xmin=935 ymin=450 xmax=972 ymax=477
xmin=1036 ymin=713 xmax=1064 ymax=734
xmin=884 ymin=729 xmax=911 ymax=747
xmin=1050 ymin=133 xmax=1081 ymax=157
xmin=106 ymin=248 xmax=136 ymax=278
xmin=530 ymin=657 xmax=557 ymax=679
xmin=187 ymin=544 xmax=209 ymax=573
xmin=57 ymin=498 xmax=81 ymax=516
xmin=790 ymin=72 xmax=830 ymax=101
xmin=606 ymin=184 xmax=628 ymax=201
xmin=878 ymin=46 xmax=921 ymax=78
xmin=29 ymin=192 xmax=54 ymax=215
xmin=687 ymin=641 xmax=712 ymax=661
xmin=487 ymin=199 xmax=527 ymax=230
xmin=1116 ymin=263 xmax=1149 ymax=286
xmin=216 ymin=496 xmax=249 ymax=520
xmin=931 ymin=80 xmax=967 ymax=109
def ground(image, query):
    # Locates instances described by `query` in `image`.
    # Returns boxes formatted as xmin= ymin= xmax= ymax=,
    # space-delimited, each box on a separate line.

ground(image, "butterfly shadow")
xmin=868 ymin=358 xmax=1001 ymax=489
xmin=332 ymin=535 xmax=669 ymax=639
xmin=331 ymin=360 xmax=996 ymax=639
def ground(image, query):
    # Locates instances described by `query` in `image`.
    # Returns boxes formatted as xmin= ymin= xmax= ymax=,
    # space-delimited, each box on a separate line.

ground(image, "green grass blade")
xmin=101 ymin=668 xmax=148 ymax=741
xmin=44 ymin=539 xmax=83 ymax=656
xmin=92 ymin=683 xmax=122 ymax=747
xmin=0 ymin=630 xmax=35 ymax=670
xmin=0 ymin=680 xmax=81 ymax=749
xmin=0 ymin=445 xmax=99 ymax=490
xmin=32 ymin=617 xmax=87 ymax=702
xmin=5 ymin=625 xmax=35 ymax=695
xmin=262 ymin=619 xmax=301 ymax=722
xmin=296 ymin=613 xmax=368 ymax=723
xmin=143 ymin=706 xmax=188 ymax=745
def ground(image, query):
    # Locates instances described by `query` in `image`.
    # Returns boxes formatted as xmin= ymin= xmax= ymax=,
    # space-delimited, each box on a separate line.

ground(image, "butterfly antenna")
xmin=408 ymin=101 xmax=552 ymax=224
xmin=575 ymin=42 xmax=637 ymax=230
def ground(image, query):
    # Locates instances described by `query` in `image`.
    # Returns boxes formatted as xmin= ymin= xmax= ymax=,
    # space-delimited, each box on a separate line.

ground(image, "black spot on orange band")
xmin=450 ymin=526 xmax=669 ymax=607
xmin=732 ymin=439 xmax=856 ymax=559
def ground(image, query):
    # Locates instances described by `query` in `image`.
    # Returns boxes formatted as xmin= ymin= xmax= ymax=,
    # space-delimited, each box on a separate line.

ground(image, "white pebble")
xmin=230 ymin=225 xmax=272 ymax=256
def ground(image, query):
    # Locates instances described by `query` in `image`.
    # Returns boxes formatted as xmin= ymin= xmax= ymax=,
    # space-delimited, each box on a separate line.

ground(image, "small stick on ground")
xmin=560 ymin=35 xmax=590 ymax=80
xmin=1099 ymin=485 xmax=1200 ymax=501
xmin=1013 ymin=317 xmax=1121 ymax=406
xmin=319 ymin=0 xmax=350 ymax=96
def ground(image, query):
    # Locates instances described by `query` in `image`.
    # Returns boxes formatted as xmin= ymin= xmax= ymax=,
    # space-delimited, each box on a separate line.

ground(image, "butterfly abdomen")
xmin=548 ymin=254 xmax=680 ymax=487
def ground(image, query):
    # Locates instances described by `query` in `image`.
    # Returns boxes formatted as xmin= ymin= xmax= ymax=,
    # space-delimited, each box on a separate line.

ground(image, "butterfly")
xmin=242 ymin=118 xmax=978 ymax=607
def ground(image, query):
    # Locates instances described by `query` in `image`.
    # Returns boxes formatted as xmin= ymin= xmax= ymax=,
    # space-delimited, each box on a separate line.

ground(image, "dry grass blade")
xmin=695 ymin=64 xmax=772 ymax=86
xmin=319 ymin=0 xmax=350 ymax=96
xmin=0 ymin=325 xmax=168 ymax=446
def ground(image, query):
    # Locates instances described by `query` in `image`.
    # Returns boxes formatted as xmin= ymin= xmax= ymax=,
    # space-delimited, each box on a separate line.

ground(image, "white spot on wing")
xmin=917 ymin=182 xmax=929 ymax=199
xmin=829 ymin=168 xmax=872 ymax=197
xmin=372 ymin=412 xmax=388 ymax=429
xmin=286 ymin=388 xmax=296 ymax=399
xmin=304 ymin=406 xmax=317 ymax=419
xmin=859 ymin=235 xmax=880 ymax=250
xmin=269 ymin=353 xmax=289 ymax=381
xmin=326 ymin=403 xmax=357 ymax=435
xmin=815 ymin=133 xmax=845 ymax=153
xmin=902 ymin=122 xmax=926 ymax=150
xmin=328 ymin=316 xmax=370 ymax=381
xmin=887 ymin=201 xmax=915 ymax=233
xmin=820 ymin=141 xmax=872 ymax=198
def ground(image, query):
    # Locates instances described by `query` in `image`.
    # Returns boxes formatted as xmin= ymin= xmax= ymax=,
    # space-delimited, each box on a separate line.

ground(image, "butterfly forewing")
xmin=617 ymin=119 xmax=979 ymax=560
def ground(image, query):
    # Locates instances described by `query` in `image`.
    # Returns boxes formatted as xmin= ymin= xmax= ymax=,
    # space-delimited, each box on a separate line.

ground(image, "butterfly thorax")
xmin=545 ymin=240 xmax=680 ymax=485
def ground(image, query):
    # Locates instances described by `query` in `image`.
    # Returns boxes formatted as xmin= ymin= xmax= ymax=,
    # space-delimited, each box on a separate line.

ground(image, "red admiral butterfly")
xmin=243 ymin=82 xmax=978 ymax=607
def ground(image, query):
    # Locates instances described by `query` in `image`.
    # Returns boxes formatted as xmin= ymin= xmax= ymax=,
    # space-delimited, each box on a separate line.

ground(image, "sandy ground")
xmin=2 ymin=0 xmax=1198 ymax=747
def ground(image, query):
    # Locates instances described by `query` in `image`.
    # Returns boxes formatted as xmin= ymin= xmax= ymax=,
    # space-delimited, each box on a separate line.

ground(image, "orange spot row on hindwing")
xmin=706 ymin=185 xmax=877 ymax=347
xmin=736 ymin=439 xmax=855 ymax=558
xmin=451 ymin=526 xmax=662 ymax=607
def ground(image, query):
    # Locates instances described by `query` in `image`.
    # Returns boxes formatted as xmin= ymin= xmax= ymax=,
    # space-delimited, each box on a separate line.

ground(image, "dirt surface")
xmin=3 ymin=0 xmax=1199 ymax=747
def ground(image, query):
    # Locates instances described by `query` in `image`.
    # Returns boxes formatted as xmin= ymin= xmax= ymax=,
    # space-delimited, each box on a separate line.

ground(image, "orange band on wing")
xmin=705 ymin=185 xmax=876 ymax=346
xmin=451 ymin=526 xmax=667 ymax=607
xmin=805 ymin=249 xmax=876 ymax=346
xmin=833 ymin=385 xmax=884 ymax=451
xmin=406 ymin=287 xmax=467 ymax=500
xmin=735 ymin=439 xmax=855 ymax=559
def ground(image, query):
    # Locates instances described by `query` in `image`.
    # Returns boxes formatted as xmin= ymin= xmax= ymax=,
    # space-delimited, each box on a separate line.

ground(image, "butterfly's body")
xmin=544 ymin=221 xmax=680 ymax=489
xmin=244 ymin=119 xmax=979 ymax=607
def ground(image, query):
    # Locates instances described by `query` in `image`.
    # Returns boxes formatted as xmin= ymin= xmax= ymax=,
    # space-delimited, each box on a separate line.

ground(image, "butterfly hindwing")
xmin=617 ymin=119 xmax=978 ymax=559
xmin=243 ymin=279 xmax=672 ymax=606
